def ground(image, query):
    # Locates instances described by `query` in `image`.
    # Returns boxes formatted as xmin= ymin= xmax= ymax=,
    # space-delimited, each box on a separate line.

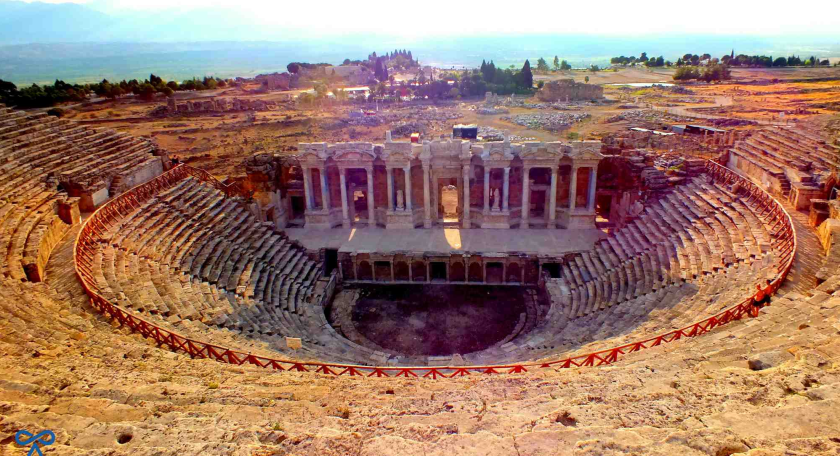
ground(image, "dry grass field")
xmin=49 ymin=66 xmax=839 ymax=180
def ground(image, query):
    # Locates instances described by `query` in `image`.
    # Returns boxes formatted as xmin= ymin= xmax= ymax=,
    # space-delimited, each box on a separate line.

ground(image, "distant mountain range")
xmin=0 ymin=1 xmax=837 ymax=85
xmin=0 ymin=0 xmax=291 ymax=43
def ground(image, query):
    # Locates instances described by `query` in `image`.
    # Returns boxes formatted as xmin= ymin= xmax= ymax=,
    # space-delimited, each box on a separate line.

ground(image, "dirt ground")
xmin=53 ymin=66 xmax=840 ymax=180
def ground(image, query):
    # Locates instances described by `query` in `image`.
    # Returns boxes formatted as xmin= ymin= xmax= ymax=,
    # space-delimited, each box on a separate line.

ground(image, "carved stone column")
xmin=503 ymin=167 xmax=510 ymax=211
xmin=569 ymin=165 xmax=578 ymax=211
xmin=462 ymin=164 xmax=471 ymax=229
xmin=483 ymin=167 xmax=490 ymax=214
xmin=549 ymin=166 xmax=558 ymax=228
xmin=432 ymin=171 xmax=439 ymax=221
xmin=319 ymin=166 xmax=330 ymax=211
xmin=366 ymin=167 xmax=375 ymax=227
xmin=404 ymin=165 xmax=412 ymax=212
xmin=588 ymin=166 xmax=598 ymax=211
xmin=521 ymin=166 xmax=530 ymax=229
xmin=302 ymin=167 xmax=314 ymax=210
xmin=386 ymin=167 xmax=394 ymax=211
xmin=423 ymin=164 xmax=432 ymax=228
xmin=339 ymin=168 xmax=350 ymax=228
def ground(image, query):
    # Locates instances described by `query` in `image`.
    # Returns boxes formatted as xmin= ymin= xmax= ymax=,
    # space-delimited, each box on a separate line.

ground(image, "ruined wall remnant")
xmin=536 ymin=79 xmax=604 ymax=102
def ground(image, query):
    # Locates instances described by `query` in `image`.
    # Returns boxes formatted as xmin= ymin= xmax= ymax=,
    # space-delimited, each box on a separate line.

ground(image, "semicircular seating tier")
xmin=80 ymin=165 xmax=790 ymax=367
xmin=0 ymin=104 xmax=165 ymax=283
xmin=727 ymin=125 xmax=836 ymax=208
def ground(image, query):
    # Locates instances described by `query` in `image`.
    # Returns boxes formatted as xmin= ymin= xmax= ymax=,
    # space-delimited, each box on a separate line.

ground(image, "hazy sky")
xmin=22 ymin=0 xmax=840 ymax=37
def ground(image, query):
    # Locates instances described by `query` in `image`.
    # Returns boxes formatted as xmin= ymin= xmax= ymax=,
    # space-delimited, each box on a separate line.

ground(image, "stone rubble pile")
xmin=477 ymin=126 xmax=535 ymax=142
xmin=502 ymin=112 xmax=590 ymax=132
xmin=328 ymin=107 xmax=463 ymax=132
xmin=476 ymin=106 xmax=510 ymax=115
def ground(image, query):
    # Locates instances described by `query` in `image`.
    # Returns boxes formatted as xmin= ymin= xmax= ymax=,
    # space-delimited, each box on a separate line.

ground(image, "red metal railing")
xmin=73 ymin=161 xmax=796 ymax=378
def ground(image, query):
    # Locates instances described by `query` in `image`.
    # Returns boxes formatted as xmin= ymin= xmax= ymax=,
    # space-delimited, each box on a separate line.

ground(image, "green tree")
xmin=108 ymin=85 xmax=125 ymax=99
xmin=536 ymin=57 xmax=550 ymax=73
xmin=137 ymin=83 xmax=156 ymax=101
xmin=773 ymin=57 xmax=787 ymax=67
xmin=553 ymin=56 xmax=560 ymax=71
xmin=701 ymin=63 xmax=731 ymax=82
xmin=560 ymin=60 xmax=572 ymax=70
xmin=520 ymin=60 xmax=533 ymax=88
xmin=673 ymin=66 xmax=700 ymax=81
xmin=314 ymin=83 xmax=329 ymax=99
xmin=0 ymin=79 xmax=17 ymax=103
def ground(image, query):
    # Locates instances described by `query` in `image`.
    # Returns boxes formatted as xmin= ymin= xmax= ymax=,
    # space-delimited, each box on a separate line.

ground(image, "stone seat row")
xmin=83 ymin=176 xmax=402 ymax=365
xmin=0 ymin=189 xmax=67 ymax=281
xmin=0 ymin=106 xmax=161 ymax=198
xmin=758 ymin=128 xmax=838 ymax=171
xmin=551 ymin=177 xmax=774 ymax=319
xmin=89 ymin=244 xmax=386 ymax=365
xmin=466 ymin=255 xmax=775 ymax=365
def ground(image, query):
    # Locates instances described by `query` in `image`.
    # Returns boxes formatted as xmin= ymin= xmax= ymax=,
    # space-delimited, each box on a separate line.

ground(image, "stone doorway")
xmin=543 ymin=262 xmax=562 ymax=278
xmin=440 ymin=185 xmax=459 ymax=223
xmin=289 ymin=195 xmax=306 ymax=223
xmin=347 ymin=169 xmax=372 ymax=227
xmin=430 ymin=262 xmax=447 ymax=282
xmin=324 ymin=249 xmax=338 ymax=275
xmin=486 ymin=263 xmax=504 ymax=284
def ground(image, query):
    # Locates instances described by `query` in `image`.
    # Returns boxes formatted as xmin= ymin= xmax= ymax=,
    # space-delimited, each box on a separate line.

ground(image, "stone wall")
xmin=536 ymin=79 xmax=604 ymax=102
xmin=168 ymin=97 xmax=277 ymax=115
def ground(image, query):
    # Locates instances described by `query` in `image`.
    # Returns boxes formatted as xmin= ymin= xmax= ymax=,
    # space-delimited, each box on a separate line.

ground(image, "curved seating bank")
xmin=73 ymin=159 xmax=796 ymax=378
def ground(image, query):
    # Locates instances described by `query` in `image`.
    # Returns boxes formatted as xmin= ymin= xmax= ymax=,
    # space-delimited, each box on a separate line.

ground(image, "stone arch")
xmin=450 ymin=261 xmax=465 ymax=282
xmin=468 ymin=262 xmax=483 ymax=283
xmin=506 ymin=262 xmax=521 ymax=283
xmin=524 ymin=260 xmax=540 ymax=284
xmin=357 ymin=261 xmax=372 ymax=281
xmin=486 ymin=262 xmax=504 ymax=284
xmin=394 ymin=261 xmax=409 ymax=281
xmin=340 ymin=258 xmax=355 ymax=280
xmin=411 ymin=261 xmax=426 ymax=282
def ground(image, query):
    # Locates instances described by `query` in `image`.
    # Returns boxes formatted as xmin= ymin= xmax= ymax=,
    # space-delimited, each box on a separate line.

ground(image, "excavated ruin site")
xmin=2 ymin=67 xmax=840 ymax=456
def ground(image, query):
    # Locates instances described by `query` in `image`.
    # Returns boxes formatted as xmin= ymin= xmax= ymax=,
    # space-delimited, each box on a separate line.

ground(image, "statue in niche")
xmin=396 ymin=189 xmax=405 ymax=210
xmin=492 ymin=188 xmax=501 ymax=211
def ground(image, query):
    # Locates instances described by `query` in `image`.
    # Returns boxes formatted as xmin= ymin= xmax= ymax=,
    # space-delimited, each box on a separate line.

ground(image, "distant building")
xmin=672 ymin=124 xmax=726 ymax=135
xmin=255 ymin=72 xmax=291 ymax=91
xmin=453 ymin=124 xmax=478 ymax=139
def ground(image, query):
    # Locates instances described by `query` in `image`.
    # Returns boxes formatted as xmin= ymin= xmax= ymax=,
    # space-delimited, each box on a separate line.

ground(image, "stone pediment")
xmin=329 ymin=143 xmax=376 ymax=163
xmin=296 ymin=142 xmax=329 ymax=164
xmin=568 ymin=141 xmax=605 ymax=161
xmin=478 ymin=143 xmax=514 ymax=163
xmin=381 ymin=142 xmax=420 ymax=165
xmin=519 ymin=143 xmax=563 ymax=163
